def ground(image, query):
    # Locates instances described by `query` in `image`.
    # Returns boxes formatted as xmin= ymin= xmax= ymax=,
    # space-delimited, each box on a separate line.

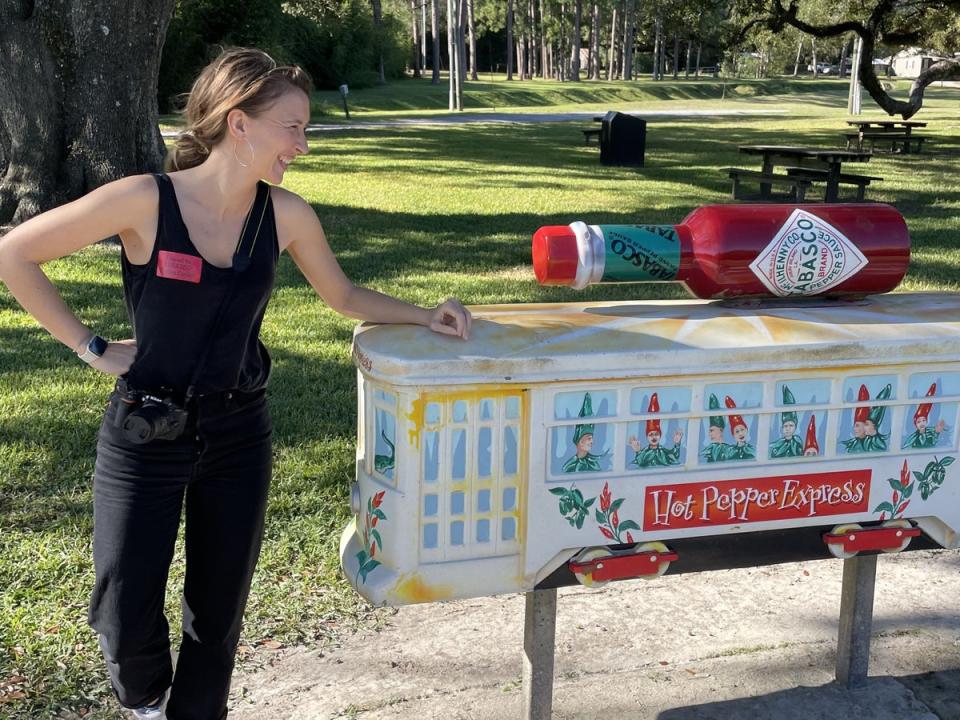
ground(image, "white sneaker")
xmin=130 ymin=690 xmax=168 ymax=719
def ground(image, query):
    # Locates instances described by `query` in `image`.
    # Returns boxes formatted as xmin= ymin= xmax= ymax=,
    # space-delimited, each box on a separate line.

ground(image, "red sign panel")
xmin=643 ymin=469 xmax=871 ymax=531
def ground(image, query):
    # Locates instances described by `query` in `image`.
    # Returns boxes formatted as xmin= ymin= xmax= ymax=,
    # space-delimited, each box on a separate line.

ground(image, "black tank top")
xmin=121 ymin=173 xmax=278 ymax=396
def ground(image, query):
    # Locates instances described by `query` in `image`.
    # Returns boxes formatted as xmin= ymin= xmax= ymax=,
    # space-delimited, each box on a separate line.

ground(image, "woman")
xmin=0 ymin=48 xmax=471 ymax=719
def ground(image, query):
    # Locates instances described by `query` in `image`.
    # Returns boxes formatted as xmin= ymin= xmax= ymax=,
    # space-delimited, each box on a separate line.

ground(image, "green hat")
xmin=572 ymin=393 xmax=595 ymax=444
xmin=868 ymin=383 xmax=893 ymax=425
xmin=708 ymin=393 xmax=725 ymax=429
xmin=781 ymin=385 xmax=798 ymax=425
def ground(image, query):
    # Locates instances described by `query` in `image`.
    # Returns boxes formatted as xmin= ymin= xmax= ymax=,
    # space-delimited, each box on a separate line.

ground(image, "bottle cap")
xmin=532 ymin=225 xmax=578 ymax=285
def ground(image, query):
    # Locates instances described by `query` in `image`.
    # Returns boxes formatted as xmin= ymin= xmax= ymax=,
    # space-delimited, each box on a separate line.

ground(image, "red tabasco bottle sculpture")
xmin=532 ymin=204 xmax=910 ymax=299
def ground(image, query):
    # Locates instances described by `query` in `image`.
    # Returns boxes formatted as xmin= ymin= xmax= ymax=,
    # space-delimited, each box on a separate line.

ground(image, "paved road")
xmin=160 ymin=108 xmax=787 ymax=137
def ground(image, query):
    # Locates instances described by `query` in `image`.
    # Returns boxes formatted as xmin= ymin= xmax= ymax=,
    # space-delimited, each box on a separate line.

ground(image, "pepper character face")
xmin=576 ymin=433 xmax=594 ymax=457
xmin=733 ymin=424 xmax=748 ymax=443
xmin=781 ymin=420 xmax=796 ymax=440
xmin=709 ymin=426 xmax=723 ymax=443
xmin=916 ymin=415 xmax=928 ymax=432
xmin=854 ymin=421 xmax=866 ymax=439
xmin=865 ymin=420 xmax=878 ymax=437
xmin=647 ymin=430 xmax=661 ymax=448
xmin=803 ymin=447 xmax=818 ymax=456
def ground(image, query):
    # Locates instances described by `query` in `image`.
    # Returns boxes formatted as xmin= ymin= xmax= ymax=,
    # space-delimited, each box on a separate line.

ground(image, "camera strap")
xmin=184 ymin=181 xmax=270 ymax=403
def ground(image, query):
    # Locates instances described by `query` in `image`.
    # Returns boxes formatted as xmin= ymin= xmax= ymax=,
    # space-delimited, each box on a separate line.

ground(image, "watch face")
xmin=89 ymin=336 xmax=108 ymax=357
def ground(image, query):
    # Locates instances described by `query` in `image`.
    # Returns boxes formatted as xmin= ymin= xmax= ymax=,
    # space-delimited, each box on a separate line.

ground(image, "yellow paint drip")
xmin=405 ymin=384 xmax=526 ymax=449
xmin=391 ymin=572 xmax=453 ymax=604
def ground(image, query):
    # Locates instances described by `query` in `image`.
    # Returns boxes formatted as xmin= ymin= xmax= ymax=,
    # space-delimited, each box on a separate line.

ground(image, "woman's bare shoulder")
xmin=270 ymin=186 xmax=322 ymax=252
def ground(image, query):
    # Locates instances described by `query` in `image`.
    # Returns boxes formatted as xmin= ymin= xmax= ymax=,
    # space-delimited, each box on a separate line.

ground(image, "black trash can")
xmin=599 ymin=110 xmax=646 ymax=167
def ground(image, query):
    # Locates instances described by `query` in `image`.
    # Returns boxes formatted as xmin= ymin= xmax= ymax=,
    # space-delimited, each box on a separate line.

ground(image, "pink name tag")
xmin=157 ymin=251 xmax=202 ymax=284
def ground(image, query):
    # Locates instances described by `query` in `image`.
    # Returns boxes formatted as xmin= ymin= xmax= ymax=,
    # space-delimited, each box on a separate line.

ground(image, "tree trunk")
xmin=431 ymin=0 xmax=441 ymax=83
xmin=590 ymin=2 xmax=600 ymax=80
xmin=685 ymin=38 xmax=692 ymax=78
xmin=652 ymin=16 xmax=660 ymax=80
xmin=695 ymin=42 xmax=701 ymax=76
xmin=458 ymin=0 xmax=467 ymax=101
xmin=467 ymin=0 xmax=478 ymax=80
xmin=811 ymin=37 xmax=818 ymax=78
xmin=622 ymin=0 xmax=635 ymax=80
xmin=673 ymin=33 xmax=679 ymax=79
xmin=607 ymin=6 xmax=618 ymax=79
xmin=539 ymin=0 xmax=547 ymax=78
xmin=448 ymin=0 xmax=456 ymax=108
xmin=839 ymin=35 xmax=851 ymax=78
xmin=793 ymin=39 xmax=803 ymax=76
xmin=370 ymin=0 xmax=387 ymax=83
xmin=422 ymin=0 xmax=428 ymax=73
xmin=506 ymin=0 xmax=515 ymax=79
xmin=0 ymin=1 xmax=173 ymax=226
xmin=571 ymin=0 xmax=582 ymax=80
xmin=530 ymin=0 xmax=539 ymax=77
xmin=658 ymin=20 xmax=666 ymax=79
xmin=411 ymin=0 xmax=422 ymax=78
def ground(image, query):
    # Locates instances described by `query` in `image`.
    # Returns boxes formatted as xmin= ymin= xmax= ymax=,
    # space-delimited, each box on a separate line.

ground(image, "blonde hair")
xmin=165 ymin=47 xmax=312 ymax=172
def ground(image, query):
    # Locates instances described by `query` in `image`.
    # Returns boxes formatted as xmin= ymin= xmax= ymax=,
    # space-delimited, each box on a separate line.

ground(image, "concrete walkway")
xmin=227 ymin=549 xmax=960 ymax=719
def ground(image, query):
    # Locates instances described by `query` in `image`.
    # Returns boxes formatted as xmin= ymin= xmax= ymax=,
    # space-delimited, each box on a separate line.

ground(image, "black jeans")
xmin=88 ymin=386 xmax=272 ymax=720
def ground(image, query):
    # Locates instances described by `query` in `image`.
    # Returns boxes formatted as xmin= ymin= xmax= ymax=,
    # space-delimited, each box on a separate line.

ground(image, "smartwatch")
xmin=77 ymin=335 xmax=108 ymax=364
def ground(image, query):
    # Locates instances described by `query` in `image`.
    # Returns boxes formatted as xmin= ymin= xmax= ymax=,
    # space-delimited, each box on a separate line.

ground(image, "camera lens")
xmin=122 ymin=413 xmax=158 ymax=444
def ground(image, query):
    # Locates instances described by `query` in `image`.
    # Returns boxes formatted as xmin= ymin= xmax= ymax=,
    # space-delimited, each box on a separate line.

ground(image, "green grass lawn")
xmin=5 ymin=78 xmax=960 ymax=718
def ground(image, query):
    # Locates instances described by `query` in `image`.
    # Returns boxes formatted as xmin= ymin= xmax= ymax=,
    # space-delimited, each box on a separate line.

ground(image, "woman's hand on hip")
xmin=428 ymin=298 xmax=472 ymax=340
xmin=90 ymin=339 xmax=137 ymax=376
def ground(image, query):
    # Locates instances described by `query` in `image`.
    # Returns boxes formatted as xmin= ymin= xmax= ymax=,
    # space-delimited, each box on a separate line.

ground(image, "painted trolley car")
xmin=341 ymin=292 xmax=960 ymax=606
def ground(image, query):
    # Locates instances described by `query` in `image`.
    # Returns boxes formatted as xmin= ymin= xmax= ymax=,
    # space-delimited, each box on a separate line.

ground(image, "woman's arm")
xmin=0 ymin=175 xmax=155 ymax=374
xmin=276 ymin=189 xmax=471 ymax=339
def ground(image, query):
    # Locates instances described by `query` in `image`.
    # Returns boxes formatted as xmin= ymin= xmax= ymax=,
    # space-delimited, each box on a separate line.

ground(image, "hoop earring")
xmin=234 ymin=138 xmax=255 ymax=168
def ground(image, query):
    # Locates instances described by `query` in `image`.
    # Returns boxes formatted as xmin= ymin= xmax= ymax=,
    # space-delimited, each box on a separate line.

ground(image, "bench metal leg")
xmin=835 ymin=554 xmax=878 ymax=689
xmin=522 ymin=588 xmax=557 ymax=720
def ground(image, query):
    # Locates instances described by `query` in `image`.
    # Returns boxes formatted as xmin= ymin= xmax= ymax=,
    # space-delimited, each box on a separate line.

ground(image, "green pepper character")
xmin=563 ymin=392 xmax=606 ymax=472
xmin=770 ymin=385 xmax=803 ymax=458
xmin=863 ymin=383 xmax=892 ymax=452
xmin=701 ymin=393 xmax=733 ymax=462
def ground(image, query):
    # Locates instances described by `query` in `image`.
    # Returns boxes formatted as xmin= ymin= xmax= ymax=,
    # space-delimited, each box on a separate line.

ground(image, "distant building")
xmin=890 ymin=48 xmax=951 ymax=78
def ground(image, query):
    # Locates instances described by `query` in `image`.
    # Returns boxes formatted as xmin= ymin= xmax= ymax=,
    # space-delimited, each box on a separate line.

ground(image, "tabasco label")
xmin=643 ymin=469 xmax=871 ymax=530
xmin=749 ymin=209 xmax=868 ymax=296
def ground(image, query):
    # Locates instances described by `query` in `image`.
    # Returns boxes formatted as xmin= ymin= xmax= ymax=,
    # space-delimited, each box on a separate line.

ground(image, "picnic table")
xmin=844 ymin=120 xmax=928 ymax=154
xmin=731 ymin=145 xmax=875 ymax=202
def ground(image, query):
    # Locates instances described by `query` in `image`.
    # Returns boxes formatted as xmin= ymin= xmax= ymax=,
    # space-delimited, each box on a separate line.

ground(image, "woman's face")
xmin=245 ymin=89 xmax=310 ymax=185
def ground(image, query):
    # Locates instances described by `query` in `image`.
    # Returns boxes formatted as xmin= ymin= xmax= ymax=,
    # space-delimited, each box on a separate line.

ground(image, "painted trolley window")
xmin=900 ymin=372 xmax=960 ymax=452
xmin=838 ymin=375 xmax=897 ymax=455
xmin=550 ymin=390 xmax=616 ymax=475
xmin=371 ymin=388 xmax=397 ymax=483
xmin=626 ymin=386 xmax=690 ymax=471
xmin=768 ymin=379 xmax=829 ymax=460
xmin=420 ymin=392 xmax=523 ymax=562
xmin=699 ymin=382 xmax=762 ymax=464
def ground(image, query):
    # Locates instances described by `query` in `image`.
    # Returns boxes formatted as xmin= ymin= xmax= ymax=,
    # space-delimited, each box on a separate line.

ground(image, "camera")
xmin=114 ymin=388 xmax=189 ymax=444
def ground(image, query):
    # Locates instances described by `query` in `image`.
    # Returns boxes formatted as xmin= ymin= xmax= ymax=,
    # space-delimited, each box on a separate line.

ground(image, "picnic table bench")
xmin=581 ymin=128 xmax=601 ymax=144
xmin=784 ymin=166 xmax=884 ymax=202
xmin=721 ymin=167 xmax=813 ymax=201
xmin=728 ymin=145 xmax=875 ymax=202
xmin=843 ymin=131 xmax=926 ymax=154
xmin=844 ymin=120 xmax=928 ymax=154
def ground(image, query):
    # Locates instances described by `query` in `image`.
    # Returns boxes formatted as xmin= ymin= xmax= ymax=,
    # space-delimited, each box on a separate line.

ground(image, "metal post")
xmin=522 ymin=588 xmax=557 ymax=720
xmin=835 ymin=554 xmax=877 ymax=688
